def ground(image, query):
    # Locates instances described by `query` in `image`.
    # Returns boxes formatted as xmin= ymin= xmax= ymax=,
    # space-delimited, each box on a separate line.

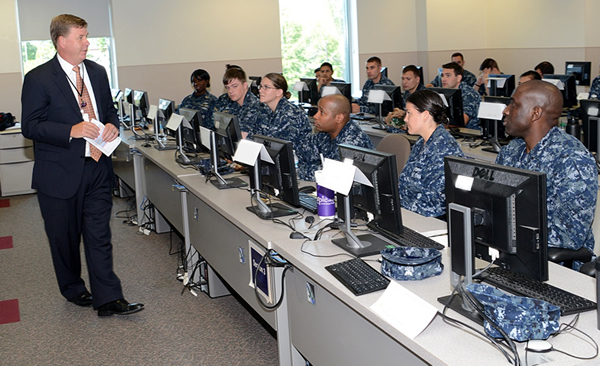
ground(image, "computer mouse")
xmin=289 ymin=231 xmax=307 ymax=240
xmin=298 ymin=185 xmax=316 ymax=194
xmin=526 ymin=340 xmax=553 ymax=353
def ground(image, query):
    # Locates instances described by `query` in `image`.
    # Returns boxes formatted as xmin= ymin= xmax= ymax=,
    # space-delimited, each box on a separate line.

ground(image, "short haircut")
xmin=190 ymin=69 xmax=211 ymax=87
xmin=479 ymin=58 xmax=499 ymax=71
xmin=534 ymin=61 xmax=554 ymax=75
xmin=314 ymin=67 xmax=321 ymax=74
xmin=50 ymin=14 xmax=87 ymax=49
xmin=442 ymin=62 xmax=464 ymax=77
xmin=451 ymin=52 xmax=464 ymax=61
xmin=520 ymin=70 xmax=542 ymax=81
xmin=402 ymin=65 xmax=420 ymax=78
xmin=366 ymin=56 xmax=382 ymax=66
xmin=223 ymin=66 xmax=247 ymax=85
xmin=320 ymin=62 xmax=333 ymax=72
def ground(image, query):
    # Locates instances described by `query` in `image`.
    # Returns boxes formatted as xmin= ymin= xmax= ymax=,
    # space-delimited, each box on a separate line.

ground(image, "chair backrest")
xmin=376 ymin=134 xmax=411 ymax=177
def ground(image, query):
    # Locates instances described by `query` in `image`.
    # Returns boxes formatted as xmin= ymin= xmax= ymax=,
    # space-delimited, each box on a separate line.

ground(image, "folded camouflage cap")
xmin=466 ymin=283 xmax=560 ymax=341
xmin=380 ymin=247 xmax=443 ymax=281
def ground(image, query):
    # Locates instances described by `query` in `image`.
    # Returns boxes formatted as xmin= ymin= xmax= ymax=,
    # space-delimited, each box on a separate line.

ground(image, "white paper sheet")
xmin=232 ymin=139 xmax=274 ymax=166
xmin=83 ymin=119 xmax=121 ymax=157
xmin=371 ymin=281 xmax=438 ymax=339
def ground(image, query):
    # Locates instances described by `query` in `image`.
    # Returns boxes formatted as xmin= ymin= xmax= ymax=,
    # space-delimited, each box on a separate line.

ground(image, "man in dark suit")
xmin=21 ymin=14 xmax=143 ymax=316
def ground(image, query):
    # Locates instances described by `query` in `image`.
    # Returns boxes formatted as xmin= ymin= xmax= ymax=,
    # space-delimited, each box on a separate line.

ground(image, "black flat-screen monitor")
xmin=580 ymin=99 xmax=600 ymax=162
xmin=157 ymin=98 xmax=175 ymax=133
xmin=299 ymin=77 xmax=319 ymax=105
xmin=372 ymin=85 xmax=403 ymax=117
xmin=429 ymin=87 xmax=465 ymax=127
xmin=133 ymin=90 xmax=149 ymax=120
xmin=111 ymin=89 xmax=122 ymax=103
xmin=480 ymin=96 xmax=511 ymax=153
xmin=543 ymin=74 xmax=577 ymax=108
xmin=333 ymin=144 xmax=402 ymax=257
xmin=565 ymin=61 xmax=592 ymax=86
xmin=246 ymin=135 xmax=300 ymax=219
xmin=487 ymin=74 xmax=515 ymax=97
xmin=213 ymin=111 xmax=242 ymax=160
xmin=249 ymin=76 xmax=261 ymax=96
xmin=178 ymin=107 xmax=203 ymax=154
xmin=326 ymin=82 xmax=352 ymax=105
xmin=124 ymin=88 xmax=134 ymax=104
xmin=380 ymin=66 xmax=388 ymax=78
xmin=444 ymin=156 xmax=548 ymax=282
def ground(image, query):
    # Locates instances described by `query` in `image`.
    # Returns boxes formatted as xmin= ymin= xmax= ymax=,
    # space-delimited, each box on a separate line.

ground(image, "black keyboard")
xmin=298 ymin=192 xmax=318 ymax=213
xmin=367 ymin=222 xmax=445 ymax=250
xmin=477 ymin=266 xmax=597 ymax=316
xmin=326 ymin=258 xmax=390 ymax=296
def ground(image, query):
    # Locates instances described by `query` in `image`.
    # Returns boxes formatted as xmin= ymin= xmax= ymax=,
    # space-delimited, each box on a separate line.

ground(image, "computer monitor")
xmin=152 ymin=98 xmax=177 ymax=151
xmin=249 ymin=76 xmax=261 ymax=96
xmin=246 ymin=135 xmax=300 ymax=219
xmin=325 ymin=82 xmax=352 ymax=105
xmin=429 ymin=87 xmax=465 ymax=127
xmin=333 ymin=144 xmax=402 ymax=257
xmin=213 ymin=111 xmax=242 ymax=161
xmin=124 ymin=88 xmax=134 ymax=104
xmin=565 ymin=61 xmax=592 ymax=86
xmin=444 ymin=156 xmax=548 ymax=282
xmin=580 ymin=99 xmax=600 ymax=163
xmin=543 ymin=74 xmax=577 ymax=108
xmin=111 ymin=89 xmax=122 ymax=103
xmin=480 ymin=96 xmax=511 ymax=153
xmin=372 ymin=85 xmax=403 ymax=117
xmin=380 ymin=66 xmax=388 ymax=78
xmin=486 ymin=74 xmax=515 ymax=97
xmin=133 ymin=90 xmax=150 ymax=121
xmin=299 ymin=77 xmax=319 ymax=105
xmin=177 ymin=108 xmax=203 ymax=157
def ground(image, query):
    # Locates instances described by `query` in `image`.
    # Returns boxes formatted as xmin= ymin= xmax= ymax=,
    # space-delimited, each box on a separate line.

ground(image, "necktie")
xmin=74 ymin=65 xmax=102 ymax=162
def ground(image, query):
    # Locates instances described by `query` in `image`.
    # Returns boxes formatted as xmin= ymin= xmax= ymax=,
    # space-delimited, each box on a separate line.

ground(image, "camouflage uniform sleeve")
xmin=462 ymin=87 xmax=482 ymax=129
xmin=296 ymin=133 xmax=319 ymax=182
xmin=546 ymin=152 xmax=597 ymax=252
xmin=430 ymin=75 xmax=441 ymax=87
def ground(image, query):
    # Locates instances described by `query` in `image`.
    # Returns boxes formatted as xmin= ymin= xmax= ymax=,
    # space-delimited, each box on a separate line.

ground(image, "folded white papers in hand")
xmin=83 ymin=119 xmax=121 ymax=157
xmin=371 ymin=281 xmax=438 ymax=339
xmin=316 ymin=158 xmax=372 ymax=195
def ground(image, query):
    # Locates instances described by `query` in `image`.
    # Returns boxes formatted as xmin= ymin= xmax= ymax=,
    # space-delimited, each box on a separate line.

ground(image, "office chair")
xmin=376 ymin=134 xmax=411 ymax=177
xmin=548 ymin=247 xmax=595 ymax=276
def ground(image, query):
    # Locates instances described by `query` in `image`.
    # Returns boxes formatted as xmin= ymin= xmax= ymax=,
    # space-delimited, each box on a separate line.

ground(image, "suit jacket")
xmin=21 ymin=55 xmax=119 ymax=199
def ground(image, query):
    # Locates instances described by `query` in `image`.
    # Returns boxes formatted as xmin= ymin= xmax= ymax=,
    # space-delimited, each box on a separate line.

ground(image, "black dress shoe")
xmin=68 ymin=291 xmax=93 ymax=307
xmin=97 ymin=299 xmax=144 ymax=316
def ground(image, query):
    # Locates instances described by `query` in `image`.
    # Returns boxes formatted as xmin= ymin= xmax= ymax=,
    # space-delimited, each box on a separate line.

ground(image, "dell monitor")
xmin=298 ymin=77 xmax=319 ymax=105
xmin=565 ymin=61 xmax=592 ymax=86
xmin=486 ymin=74 xmax=515 ymax=97
xmin=372 ymin=85 xmax=403 ymax=117
xmin=323 ymin=82 xmax=352 ymax=105
xmin=380 ymin=66 xmax=388 ymax=79
xmin=133 ymin=90 xmax=150 ymax=121
xmin=249 ymin=76 xmax=261 ymax=96
xmin=543 ymin=74 xmax=577 ymax=108
xmin=153 ymin=98 xmax=177 ymax=150
xmin=246 ymin=135 xmax=300 ymax=219
xmin=479 ymin=96 xmax=511 ymax=153
xmin=174 ymin=108 xmax=204 ymax=165
xmin=580 ymin=99 xmax=600 ymax=162
xmin=207 ymin=111 xmax=247 ymax=189
xmin=124 ymin=88 xmax=134 ymax=104
xmin=429 ymin=87 xmax=465 ymax=127
xmin=333 ymin=144 xmax=402 ymax=257
xmin=444 ymin=156 xmax=548 ymax=282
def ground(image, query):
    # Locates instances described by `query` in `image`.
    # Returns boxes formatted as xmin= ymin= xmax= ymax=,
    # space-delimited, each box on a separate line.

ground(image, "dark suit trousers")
xmin=37 ymin=156 xmax=123 ymax=309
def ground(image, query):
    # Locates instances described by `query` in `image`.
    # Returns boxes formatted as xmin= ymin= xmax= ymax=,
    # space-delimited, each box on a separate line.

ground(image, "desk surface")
xmin=125 ymin=130 xmax=600 ymax=366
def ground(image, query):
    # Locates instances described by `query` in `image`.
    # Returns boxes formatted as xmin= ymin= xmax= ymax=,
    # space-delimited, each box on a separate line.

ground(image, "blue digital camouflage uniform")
xmin=301 ymin=119 xmax=375 ymax=181
xmin=179 ymin=92 xmax=218 ymax=130
xmin=589 ymin=75 xmax=600 ymax=99
xmin=355 ymin=75 xmax=395 ymax=114
xmin=386 ymin=84 xmax=427 ymax=134
xmin=496 ymin=127 xmax=597 ymax=263
xmin=252 ymin=98 xmax=314 ymax=180
xmin=430 ymin=69 xmax=477 ymax=88
xmin=460 ymin=82 xmax=482 ymax=130
xmin=214 ymin=90 xmax=264 ymax=135
xmin=398 ymin=124 xmax=465 ymax=217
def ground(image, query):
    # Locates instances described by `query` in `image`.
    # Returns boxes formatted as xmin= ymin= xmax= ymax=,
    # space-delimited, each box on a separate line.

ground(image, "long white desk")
xmin=118 ymin=130 xmax=600 ymax=366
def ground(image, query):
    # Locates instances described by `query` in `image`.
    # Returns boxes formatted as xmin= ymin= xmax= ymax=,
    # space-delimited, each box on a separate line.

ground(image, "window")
xmin=278 ymin=0 xmax=357 ymax=98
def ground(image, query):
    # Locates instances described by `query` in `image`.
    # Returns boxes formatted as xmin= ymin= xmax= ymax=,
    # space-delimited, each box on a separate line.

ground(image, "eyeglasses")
xmin=258 ymin=84 xmax=278 ymax=90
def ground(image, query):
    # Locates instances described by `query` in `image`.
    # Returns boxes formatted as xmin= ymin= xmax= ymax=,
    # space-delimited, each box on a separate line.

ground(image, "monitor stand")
xmin=371 ymin=104 xmax=388 ymax=130
xmin=245 ymin=159 xmax=296 ymax=219
xmin=331 ymin=194 xmax=390 ymax=257
xmin=128 ymin=103 xmax=147 ymax=141
xmin=206 ymin=130 xmax=247 ymax=189
xmin=153 ymin=116 xmax=177 ymax=150
xmin=481 ymin=120 xmax=502 ymax=154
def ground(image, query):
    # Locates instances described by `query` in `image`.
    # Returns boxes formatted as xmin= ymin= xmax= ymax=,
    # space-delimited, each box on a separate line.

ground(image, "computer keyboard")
xmin=477 ymin=266 xmax=597 ymax=316
xmin=367 ymin=222 xmax=445 ymax=251
xmin=298 ymin=192 xmax=318 ymax=214
xmin=326 ymin=257 xmax=390 ymax=296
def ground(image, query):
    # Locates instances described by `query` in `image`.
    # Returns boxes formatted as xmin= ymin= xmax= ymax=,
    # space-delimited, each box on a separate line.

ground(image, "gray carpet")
xmin=0 ymin=194 xmax=278 ymax=366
